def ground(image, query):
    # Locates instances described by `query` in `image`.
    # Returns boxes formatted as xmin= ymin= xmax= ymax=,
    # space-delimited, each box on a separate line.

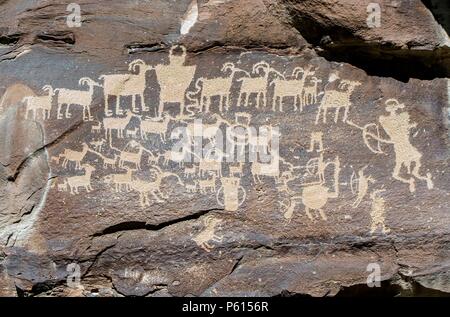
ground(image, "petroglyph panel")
xmin=0 ymin=45 xmax=448 ymax=296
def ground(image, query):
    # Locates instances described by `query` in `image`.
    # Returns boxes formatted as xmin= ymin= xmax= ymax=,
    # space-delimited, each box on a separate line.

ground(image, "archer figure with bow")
xmin=347 ymin=99 xmax=433 ymax=193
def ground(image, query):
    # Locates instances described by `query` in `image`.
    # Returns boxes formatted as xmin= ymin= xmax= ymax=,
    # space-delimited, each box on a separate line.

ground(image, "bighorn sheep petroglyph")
xmin=271 ymin=67 xmax=314 ymax=112
xmin=130 ymin=166 xmax=183 ymax=207
xmin=99 ymin=59 xmax=154 ymax=116
xmin=237 ymin=61 xmax=283 ymax=108
xmin=22 ymin=85 xmax=54 ymax=120
xmin=103 ymin=167 xmax=136 ymax=193
xmin=302 ymin=76 xmax=322 ymax=106
xmin=54 ymin=77 xmax=100 ymax=121
xmin=186 ymin=62 xmax=249 ymax=112
xmin=315 ymin=79 xmax=361 ymax=124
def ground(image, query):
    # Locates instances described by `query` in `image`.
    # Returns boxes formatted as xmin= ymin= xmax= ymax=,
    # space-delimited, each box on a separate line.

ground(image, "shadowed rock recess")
xmin=0 ymin=0 xmax=449 ymax=297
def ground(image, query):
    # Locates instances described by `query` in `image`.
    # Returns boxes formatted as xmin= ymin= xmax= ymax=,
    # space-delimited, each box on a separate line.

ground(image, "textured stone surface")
xmin=0 ymin=0 xmax=449 ymax=297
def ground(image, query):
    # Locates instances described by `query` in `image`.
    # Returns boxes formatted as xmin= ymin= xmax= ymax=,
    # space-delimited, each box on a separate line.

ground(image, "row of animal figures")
xmin=21 ymin=50 xmax=362 ymax=125
xmin=50 ymin=130 xmax=386 ymax=227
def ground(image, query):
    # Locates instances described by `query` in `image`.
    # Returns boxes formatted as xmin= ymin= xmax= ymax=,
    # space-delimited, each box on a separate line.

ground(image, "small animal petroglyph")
xmin=104 ymin=167 xmax=135 ymax=193
xmin=139 ymin=114 xmax=171 ymax=142
xmin=193 ymin=217 xmax=223 ymax=252
xmin=53 ymin=143 xmax=90 ymax=170
xmin=66 ymin=164 xmax=96 ymax=194
xmin=129 ymin=166 xmax=183 ymax=207
xmin=90 ymin=139 xmax=106 ymax=152
xmin=198 ymin=173 xmax=217 ymax=193
xmin=186 ymin=62 xmax=248 ymax=113
xmin=302 ymin=76 xmax=322 ymax=106
xmin=103 ymin=112 xmax=134 ymax=139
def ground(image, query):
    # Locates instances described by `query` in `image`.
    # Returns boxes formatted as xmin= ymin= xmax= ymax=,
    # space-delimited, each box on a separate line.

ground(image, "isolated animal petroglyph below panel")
xmin=1 ymin=49 xmax=448 ymax=251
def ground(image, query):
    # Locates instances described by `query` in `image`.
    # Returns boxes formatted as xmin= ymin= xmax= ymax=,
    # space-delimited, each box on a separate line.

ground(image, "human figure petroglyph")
xmin=103 ymin=111 xmax=135 ymax=139
xmin=139 ymin=113 xmax=171 ymax=142
xmin=130 ymin=166 xmax=184 ymax=207
xmin=348 ymin=99 xmax=433 ymax=192
xmin=271 ymin=67 xmax=314 ymax=112
xmin=302 ymin=76 xmax=323 ymax=106
xmin=378 ymin=99 xmax=433 ymax=192
xmin=103 ymin=167 xmax=136 ymax=193
xmin=186 ymin=62 xmax=249 ymax=113
xmin=193 ymin=217 xmax=223 ymax=252
xmin=54 ymin=77 xmax=100 ymax=121
xmin=22 ymin=85 xmax=54 ymax=120
xmin=100 ymin=59 xmax=154 ymax=116
xmin=237 ymin=61 xmax=284 ymax=108
xmin=155 ymin=46 xmax=196 ymax=117
xmin=304 ymin=152 xmax=330 ymax=183
xmin=53 ymin=143 xmax=90 ymax=170
xmin=283 ymin=156 xmax=340 ymax=222
xmin=217 ymin=177 xmax=246 ymax=211
xmin=307 ymin=132 xmax=324 ymax=153
xmin=369 ymin=189 xmax=390 ymax=234
xmin=351 ymin=166 xmax=375 ymax=208
xmin=315 ymin=79 xmax=361 ymax=124
xmin=66 ymin=164 xmax=96 ymax=195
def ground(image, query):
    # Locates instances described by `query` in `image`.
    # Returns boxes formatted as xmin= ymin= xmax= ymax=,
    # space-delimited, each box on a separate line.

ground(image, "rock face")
xmin=0 ymin=0 xmax=449 ymax=297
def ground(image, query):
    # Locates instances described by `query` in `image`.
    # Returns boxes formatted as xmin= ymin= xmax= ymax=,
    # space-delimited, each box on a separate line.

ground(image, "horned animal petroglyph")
xmin=315 ymin=79 xmax=361 ymax=124
xmin=54 ymin=77 xmax=100 ymax=121
xmin=100 ymin=59 xmax=153 ymax=116
xmin=66 ymin=164 xmax=96 ymax=194
xmin=193 ymin=217 xmax=223 ymax=252
xmin=22 ymin=85 xmax=54 ymax=120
